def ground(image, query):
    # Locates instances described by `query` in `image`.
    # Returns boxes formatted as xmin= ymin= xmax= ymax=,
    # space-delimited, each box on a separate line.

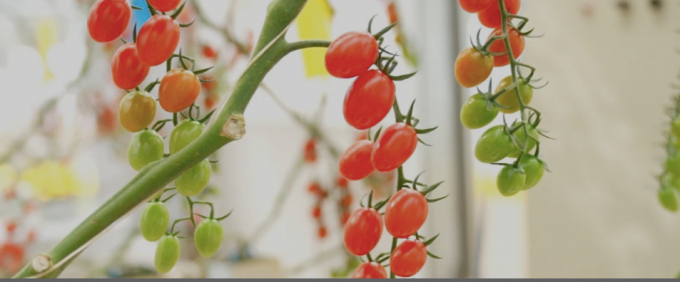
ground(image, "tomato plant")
xmin=339 ymin=140 xmax=375 ymax=180
xmin=495 ymin=76 xmax=533 ymax=114
xmin=194 ymin=219 xmax=223 ymax=258
xmin=343 ymin=70 xmax=395 ymax=130
xmin=175 ymin=159 xmax=211 ymax=196
xmin=487 ymin=27 xmax=525 ymax=67
xmin=343 ymin=207 xmax=383 ymax=256
xmin=478 ymin=0 xmax=520 ymax=28
xmin=460 ymin=94 xmax=499 ymax=129
xmin=111 ymin=43 xmax=150 ymax=90
xmin=169 ymin=120 xmax=205 ymax=154
xmin=155 ymin=235 xmax=181 ymax=274
xmin=148 ymin=0 xmax=182 ymax=12
xmin=325 ymin=32 xmax=379 ymax=79
xmin=87 ymin=0 xmax=131 ymax=43
xmin=118 ymin=91 xmax=157 ymax=133
xmin=474 ymin=125 xmax=513 ymax=163
xmin=137 ymin=15 xmax=180 ymax=66
xmin=384 ymin=189 xmax=428 ymax=238
xmin=159 ymin=68 xmax=201 ymax=113
xmin=497 ymin=165 xmax=525 ymax=197
xmin=140 ymin=202 xmax=170 ymax=242
xmin=507 ymin=123 xmax=538 ymax=158
xmin=351 ymin=262 xmax=388 ymax=279
xmin=371 ymin=123 xmax=418 ymax=172
xmin=389 ymin=239 xmax=427 ymax=278
xmin=128 ymin=129 xmax=165 ymax=171
xmin=454 ymin=47 xmax=493 ymax=88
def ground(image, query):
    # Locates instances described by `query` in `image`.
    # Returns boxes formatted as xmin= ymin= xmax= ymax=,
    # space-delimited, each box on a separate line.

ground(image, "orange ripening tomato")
xmin=343 ymin=208 xmax=383 ymax=256
xmin=487 ymin=27 xmax=525 ymax=67
xmin=339 ymin=140 xmax=375 ymax=180
xmin=325 ymin=32 xmax=379 ymax=79
xmin=371 ymin=123 xmax=418 ymax=172
xmin=344 ymin=70 xmax=395 ymax=130
xmin=352 ymin=262 xmax=388 ymax=279
xmin=111 ymin=43 xmax=149 ymax=90
xmin=148 ymin=0 xmax=182 ymax=12
xmin=340 ymin=194 xmax=353 ymax=208
xmin=87 ymin=0 xmax=131 ymax=42
xmin=384 ymin=189 xmax=428 ymax=238
xmin=202 ymin=45 xmax=218 ymax=60
xmin=390 ymin=240 xmax=427 ymax=277
xmin=454 ymin=47 xmax=493 ymax=88
xmin=159 ymin=68 xmax=201 ymax=113
xmin=478 ymin=0 xmax=521 ymax=29
xmin=458 ymin=0 xmax=493 ymax=13
xmin=137 ymin=15 xmax=180 ymax=66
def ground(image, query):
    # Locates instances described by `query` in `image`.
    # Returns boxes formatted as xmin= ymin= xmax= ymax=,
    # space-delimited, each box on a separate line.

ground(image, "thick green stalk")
xmin=12 ymin=0 xmax=329 ymax=278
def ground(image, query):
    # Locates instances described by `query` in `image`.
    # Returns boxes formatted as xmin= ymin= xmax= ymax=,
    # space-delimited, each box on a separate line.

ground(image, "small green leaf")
xmin=427 ymin=194 xmax=449 ymax=203
xmin=427 ymin=251 xmax=442 ymax=259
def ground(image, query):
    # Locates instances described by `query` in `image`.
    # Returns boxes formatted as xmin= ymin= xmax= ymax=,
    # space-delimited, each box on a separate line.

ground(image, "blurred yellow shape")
xmin=0 ymin=163 xmax=19 ymax=191
xmin=35 ymin=17 xmax=58 ymax=82
xmin=295 ymin=0 xmax=333 ymax=78
xmin=474 ymin=172 xmax=525 ymax=201
xmin=21 ymin=161 xmax=81 ymax=201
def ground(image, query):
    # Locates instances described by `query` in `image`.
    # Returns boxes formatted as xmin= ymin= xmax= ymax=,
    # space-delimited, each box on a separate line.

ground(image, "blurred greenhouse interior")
xmin=1 ymin=0 xmax=680 ymax=278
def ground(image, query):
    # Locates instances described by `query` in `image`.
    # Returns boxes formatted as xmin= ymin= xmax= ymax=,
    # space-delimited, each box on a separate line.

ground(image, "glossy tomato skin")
xmin=458 ymin=0 xmax=493 ymax=12
xmin=148 ymin=0 xmax=182 ymax=12
xmin=478 ymin=0 xmax=521 ymax=29
xmin=325 ymin=32 xmax=379 ymax=78
xmin=495 ymin=76 xmax=533 ymax=114
xmin=372 ymin=123 xmax=418 ymax=172
xmin=344 ymin=70 xmax=395 ymax=130
xmin=137 ymin=15 xmax=180 ymax=66
xmin=460 ymin=94 xmax=499 ymax=129
xmin=497 ymin=166 xmax=525 ymax=197
xmin=339 ymin=140 xmax=375 ymax=180
xmin=475 ymin=125 xmax=514 ymax=163
xmin=87 ymin=0 xmax=131 ymax=42
xmin=194 ymin=219 xmax=223 ymax=258
xmin=169 ymin=120 xmax=204 ymax=154
xmin=112 ymin=43 xmax=150 ymax=90
xmin=385 ymin=189 xmax=428 ymax=238
xmin=455 ymin=47 xmax=494 ymax=88
xmin=519 ymin=155 xmax=544 ymax=190
xmin=155 ymin=235 xmax=180 ymax=274
xmin=343 ymin=208 xmax=383 ymax=256
xmin=488 ymin=28 xmax=525 ymax=67
xmin=159 ymin=68 xmax=201 ymax=113
xmin=351 ymin=262 xmax=388 ymax=279
xmin=175 ymin=159 xmax=211 ymax=196
xmin=140 ymin=202 xmax=169 ymax=242
xmin=390 ymin=240 xmax=427 ymax=278
xmin=119 ymin=91 xmax=156 ymax=133
xmin=128 ymin=129 xmax=165 ymax=171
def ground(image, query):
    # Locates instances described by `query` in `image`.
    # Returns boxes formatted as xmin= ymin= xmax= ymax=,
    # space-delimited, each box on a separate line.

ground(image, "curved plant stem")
xmin=13 ymin=0 xmax=326 ymax=278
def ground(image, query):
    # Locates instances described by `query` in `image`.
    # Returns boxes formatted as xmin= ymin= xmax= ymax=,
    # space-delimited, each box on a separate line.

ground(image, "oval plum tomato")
xmin=455 ymin=47 xmax=493 ymax=88
xmin=148 ymin=0 xmax=182 ymax=12
xmin=475 ymin=125 xmax=514 ymax=163
xmin=385 ymin=189 xmax=428 ymax=238
xmin=119 ymin=91 xmax=156 ymax=133
xmin=343 ymin=207 xmax=383 ymax=256
xmin=507 ymin=123 xmax=538 ymax=158
xmin=169 ymin=120 xmax=205 ymax=154
xmin=325 ymin=32 xmax=379 ymax=78
xmin=128 ymin=129 xmax=164 ymax=171
xmin=175 ymin=159 xmax=211 ymax=196
xmin=159 ymin=68 xmax=201 ymax=113
xmin=497 ymin=165 xmax=525 ymax=197
xmin=460 ymin=94 xmax=499 ymax=129
xmin=390 ymin=240 xmax=427 ymax=278
xmin=194 ymin=219 xmax=223 ymax=258
xmin=495 ymin=76 xmax=533 ymax=114
xmin=371 ymin=123 xmax=418 ymax=172
xmin=140 ymin=202 xmax=170 ymax=242
xmin=137 ymin=15 xmax=180 ymax=66
xmin=351 ymin=262 xmax=388 ymax=279
xmin=659 ymin=188 xmax=679 ymax=212
xmin=155 ymin=235 xmax=181 ymax=274
xmin=344 ymin=70 xmax=395 ymax=130
xmin=87 ymin=0 xmax=131 ymax=42
xmin=478 ymin=0 xmax=521 ymax=29
xmin=519 ymin=155 xmax=544 ymax=190
xmin=458 ymin=0 xmax=493 ymax=13
xmin=339 ymin=140 xmax=375 ymax=180
xmin=487 ymin=28 xmax=525 ymax=67
xmin=112 ymin=43 xmax=149 ymax=89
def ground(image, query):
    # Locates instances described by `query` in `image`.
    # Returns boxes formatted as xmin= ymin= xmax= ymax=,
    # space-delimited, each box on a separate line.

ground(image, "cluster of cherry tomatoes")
xmin=455 ymin=0 xmax=547 ymax=197
xmin=658 ymin=99 xmax=680 ymax=211
xmin=326 ymin=20 xmax=443 ymax=278
xmin=87 ymin=0 xmax=225 ymax=274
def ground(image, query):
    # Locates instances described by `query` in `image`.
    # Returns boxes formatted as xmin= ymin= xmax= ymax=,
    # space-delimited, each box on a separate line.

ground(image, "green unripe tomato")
xmin=169 ymin=120 xmax=204 ymax=154
xmin=662 ymin=173 xmax=680 ymax=192
xmin=519 ymin=155 xmax=544 ymax=190
xmin=194 ymin=219 xmax=224 ymax=258
xmin=495 ymin=76 xmax=533 ymax=114
xmin=128 ymin=129 xmax=165 ymax=171
xmin=672 ymin=117 xmax=680 ymax=140
xmin=658 ymin=188 xmax=678 ymax=212
xmin=119 ymin=90 xmax=157 ymax=133
xmin=507 ymin=124 xmax=539 ymax=159
xmin=475 ymin=125 xmax=514 ymax=163
xmin=175 ymin=159 xmax=211 ymax=196
xmin=140 ymin=202 xmax=170 ymax=242
xmin=155 ymin=235 xmax=181 ymax=274
xmin=497 ymin=166 xmax=526 ymax=197
xmin=460 ymin=94 xmax=499 ymax=129
xmin=666 ymin=151 xmax=680 ymax=177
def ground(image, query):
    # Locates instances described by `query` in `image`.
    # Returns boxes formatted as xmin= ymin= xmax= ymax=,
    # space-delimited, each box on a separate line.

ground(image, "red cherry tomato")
xmin=339 ymin=140 xmax=376 ymax=180
xmin=312 ymin=206 xmax=322 ymax=219
xmin=340 ymin=194 xmax=353 ymax=208
xmin=390 ymin=240 xmax=427 ymax=277
xmin=159 ymin=68 xmax=201 ymax=112
xmin=148 ymin=0 xmax=182 ymax=12
xmin=344 ymin=70 xmax=395 ymax=130
xmin=352 ymin=262 xmax=388 ymax=279
xmin=5 ymin=220 xmax=17 ymax=234
xmin=337 ymin=177 xmax=349 ymax=189
xmin=371 ymin=123 xmax=418 ymax=172
xmin=87 ymin=0 xmax=131 ymax=42
xmin=458 ymin=0 xmax=493 ymax=13
xmin=487 ymin=28 xmax=525 ymax=67
xmin=478 ymin=0 xmax=521 ymax=28
xmin=304 ymin=139 xmax=317 ymax=163
xmin=0 ymin=243 xmax=24 ymax=273
xmin=308 ymin=182 xmax=322 ymax=195
xmin=341 ymin=212 xmax=351 ymax=225
xmin=344 ymin=208 xmax=383 ymax=256
xmin=318 ymin=226 xmax=328 ymax=239
xmin=385 ymin=189 xmax=428 ymax=238
xmin=111 ymin=43 xmax=149 ymax=90
xmin=202 ymin=45 xmax=218 ymax=60
xmin=325 ymin=32 xmax=379 ymax=78
xmin=137 ymin=15 xmax=180 ymax=66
